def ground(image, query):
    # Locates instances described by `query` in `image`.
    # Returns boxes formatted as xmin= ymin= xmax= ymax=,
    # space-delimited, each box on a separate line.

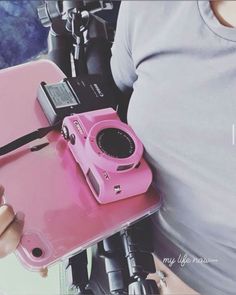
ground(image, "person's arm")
xmin=0 ymin=185 xmax=24 ymax=258
xmin=111 ymin=2 xmax=137 ymax=93
xmin=110 ymin=2 xmax=138 ymax=122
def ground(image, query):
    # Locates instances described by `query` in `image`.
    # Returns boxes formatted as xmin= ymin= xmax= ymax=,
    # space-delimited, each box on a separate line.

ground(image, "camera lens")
xmin=96 ymin=128 xmax=135 ymax=159
xmin=32 ymin=247 xmax=43 ymax=258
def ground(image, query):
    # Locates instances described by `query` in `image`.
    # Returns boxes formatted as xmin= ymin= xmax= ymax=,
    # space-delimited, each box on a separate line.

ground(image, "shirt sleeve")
xmin=110 ymin=2 xmax=138 ymax=93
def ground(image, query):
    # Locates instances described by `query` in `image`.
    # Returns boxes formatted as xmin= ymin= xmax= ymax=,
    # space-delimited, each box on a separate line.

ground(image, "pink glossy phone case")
xmin=0 ymin=60 xmax=161 ymax=271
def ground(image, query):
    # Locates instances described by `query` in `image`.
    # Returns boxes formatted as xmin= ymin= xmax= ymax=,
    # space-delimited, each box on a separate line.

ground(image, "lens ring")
xmin=96 ymin=128 xmax=135 ymax=159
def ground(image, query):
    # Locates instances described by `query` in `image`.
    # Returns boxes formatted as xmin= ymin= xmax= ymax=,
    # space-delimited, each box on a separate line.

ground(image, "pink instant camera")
xmin=62 ymin=108 xmax=152 ymax=204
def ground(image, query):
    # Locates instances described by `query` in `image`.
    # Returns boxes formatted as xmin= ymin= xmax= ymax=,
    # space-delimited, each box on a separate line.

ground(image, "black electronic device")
xmin=37 ymin=74 xmax=118 ymax=125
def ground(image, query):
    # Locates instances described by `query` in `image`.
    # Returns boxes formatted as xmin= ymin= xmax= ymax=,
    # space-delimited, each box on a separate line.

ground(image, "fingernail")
xmin=40 ymin=268 xmax=48 ymax=278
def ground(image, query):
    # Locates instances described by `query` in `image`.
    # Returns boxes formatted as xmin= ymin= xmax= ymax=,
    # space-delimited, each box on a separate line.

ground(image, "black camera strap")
xmin=0 ymin=121 xmax=61 ymax=156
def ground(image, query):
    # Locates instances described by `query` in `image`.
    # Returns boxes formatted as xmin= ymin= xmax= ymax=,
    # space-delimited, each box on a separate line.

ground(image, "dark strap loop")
xmin=0 ymin=121 xmax=61 ymax=156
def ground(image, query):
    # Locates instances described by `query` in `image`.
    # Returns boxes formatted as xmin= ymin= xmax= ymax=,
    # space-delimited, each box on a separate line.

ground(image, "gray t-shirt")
xmin=110 ymin=1 xmax=236 ymax=294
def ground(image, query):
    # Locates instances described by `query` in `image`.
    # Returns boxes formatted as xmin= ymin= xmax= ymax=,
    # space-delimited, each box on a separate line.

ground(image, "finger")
xmin=0 ymin=215 xmax=24 ymax=258
xmin=0 ymin=205 xmax=15 ymax=236
xmin=39 ymin=267 xmax=48 ymax=278
xmin=0 ymin=185 xmax=4 ymax=204
xmin=0 ymin=185 xmax=4 ymax=196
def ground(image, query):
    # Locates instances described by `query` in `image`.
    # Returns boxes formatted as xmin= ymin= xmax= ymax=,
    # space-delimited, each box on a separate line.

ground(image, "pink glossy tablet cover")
xmin=0 ymin=60 xmax=161 ymax=271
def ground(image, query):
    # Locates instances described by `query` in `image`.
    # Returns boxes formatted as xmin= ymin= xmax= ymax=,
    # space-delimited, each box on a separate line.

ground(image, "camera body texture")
xmin=62 ymin=108 xmax=152 ymax=204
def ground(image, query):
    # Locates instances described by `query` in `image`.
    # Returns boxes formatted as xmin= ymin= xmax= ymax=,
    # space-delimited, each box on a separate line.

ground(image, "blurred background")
xmin=0 ymin=1 xmax=47 ymax=69
xmin=0 ymin=0 xmax=120 ymax=69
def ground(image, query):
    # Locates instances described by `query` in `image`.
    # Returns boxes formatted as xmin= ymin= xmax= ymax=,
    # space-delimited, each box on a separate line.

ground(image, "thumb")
xmin=39 ymin=267 xmax=48 ymax=278
xmin=0 ymin=185 xmax=4 ymax=203
xmin=15 ymin=212 xmax=25 ymax=229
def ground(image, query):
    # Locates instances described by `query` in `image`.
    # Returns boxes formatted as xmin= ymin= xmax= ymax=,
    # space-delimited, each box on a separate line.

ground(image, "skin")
xmin=210 ymin=0 xmax=236 ymax=28
xmin=0 ymin=185 xmax=23 ymax=258
xmin=0 ymin=184 xmax=47 ymax=277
